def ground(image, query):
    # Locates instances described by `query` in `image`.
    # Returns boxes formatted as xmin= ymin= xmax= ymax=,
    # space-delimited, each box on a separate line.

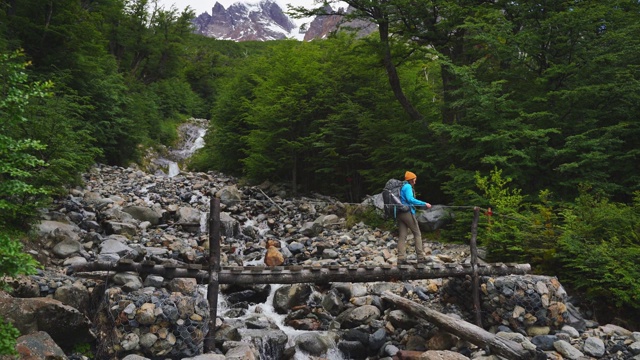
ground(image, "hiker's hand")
xmin=425 ymin=203 xmax=432 ymax=209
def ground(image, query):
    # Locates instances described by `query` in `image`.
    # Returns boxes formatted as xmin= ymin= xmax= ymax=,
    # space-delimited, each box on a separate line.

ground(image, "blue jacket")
xmin=400 ymin=182 xmax=427 ymax=214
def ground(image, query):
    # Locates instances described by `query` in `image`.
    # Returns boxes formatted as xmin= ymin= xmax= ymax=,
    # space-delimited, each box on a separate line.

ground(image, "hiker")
xmin=397 ymin=171 xmax=431 ymax=264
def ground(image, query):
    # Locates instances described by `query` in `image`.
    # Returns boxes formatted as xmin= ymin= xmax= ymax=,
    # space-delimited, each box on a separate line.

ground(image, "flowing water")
xmin=172 ymin=120 xmax=346 ymax=360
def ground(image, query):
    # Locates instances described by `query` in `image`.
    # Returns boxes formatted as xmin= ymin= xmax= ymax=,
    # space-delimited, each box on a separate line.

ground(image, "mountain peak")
xmin=194 ymin=0 xmax=299 ymax=41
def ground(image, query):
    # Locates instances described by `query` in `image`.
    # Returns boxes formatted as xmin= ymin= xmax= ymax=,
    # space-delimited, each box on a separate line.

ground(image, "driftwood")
xmin=381 ymin=291 xmax=538 ymax=360
xmin=67 ymin=260 xmax=531 ymax=285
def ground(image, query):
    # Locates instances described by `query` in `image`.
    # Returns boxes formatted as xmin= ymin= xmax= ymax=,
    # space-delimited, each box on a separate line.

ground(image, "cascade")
xmin=162 ymin=119 xmax=346 ymax=359
xmin=154 ymin=119 xmax=207 ymax=177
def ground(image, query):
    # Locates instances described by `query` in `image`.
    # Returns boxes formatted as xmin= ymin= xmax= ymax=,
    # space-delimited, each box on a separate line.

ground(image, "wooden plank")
xmin=67 ymin=261 xmax=531 ymax=284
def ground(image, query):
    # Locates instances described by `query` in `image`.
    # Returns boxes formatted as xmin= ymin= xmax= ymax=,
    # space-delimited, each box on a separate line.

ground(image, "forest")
xmin=1 ymin=0 xmax=640 ymax=353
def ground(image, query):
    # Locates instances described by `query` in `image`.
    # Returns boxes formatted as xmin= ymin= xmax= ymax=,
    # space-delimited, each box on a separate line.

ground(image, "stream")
xmin=163 ymin=119 xmax=346 ymax=360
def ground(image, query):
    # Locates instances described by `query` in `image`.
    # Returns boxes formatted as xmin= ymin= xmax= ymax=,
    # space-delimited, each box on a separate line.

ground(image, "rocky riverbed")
xmin=2 ymin=161 xmax=640 ymax=360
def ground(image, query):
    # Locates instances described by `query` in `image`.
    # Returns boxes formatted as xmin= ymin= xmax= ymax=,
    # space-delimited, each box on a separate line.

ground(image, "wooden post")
xmin=204 ymin=197 xmax=221 ymax=353
xmin=470 ymin=207 xmax=482 ymax=328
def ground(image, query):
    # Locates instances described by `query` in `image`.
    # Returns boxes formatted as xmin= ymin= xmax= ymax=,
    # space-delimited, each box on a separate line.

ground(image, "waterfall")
xmin=168 ymin=162 xmax=181 ymax=177
xmin=153 ymin=119 xmax=208 ymax=177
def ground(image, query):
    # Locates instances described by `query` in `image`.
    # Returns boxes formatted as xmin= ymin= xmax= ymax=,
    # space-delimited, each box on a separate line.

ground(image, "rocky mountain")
xmin=193 ymin=0 xmax=298 ymax=41
xmin=191 ymin=0 xmax=376 ymax=42
xmin=302 ymin=5 xmax=376 ymax=41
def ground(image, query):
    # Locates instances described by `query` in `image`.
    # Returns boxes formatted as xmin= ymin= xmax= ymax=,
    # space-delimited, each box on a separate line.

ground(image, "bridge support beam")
xmin=68 ymin=261 xmax=531 ymax=285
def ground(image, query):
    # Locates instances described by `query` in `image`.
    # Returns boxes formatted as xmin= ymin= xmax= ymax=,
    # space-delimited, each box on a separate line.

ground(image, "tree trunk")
xmin=381 ymin=292 xmax=539 ymax=360
xmin=378 ymin=21 xmax=424 ymax=122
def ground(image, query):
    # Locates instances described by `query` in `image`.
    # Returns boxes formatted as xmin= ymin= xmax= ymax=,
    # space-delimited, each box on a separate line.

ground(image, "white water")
xmin=169 ymin=121 xmax=346 ymax=359
xmin=168 ymin=162 xmax=181 ymax=177
xmin=246 ymin=285 xmax=347 ymax=360
xmin=190 ymin=128 xmax=206 ymax=153
xmin=156 ymin=120 xmax=207 ymax=178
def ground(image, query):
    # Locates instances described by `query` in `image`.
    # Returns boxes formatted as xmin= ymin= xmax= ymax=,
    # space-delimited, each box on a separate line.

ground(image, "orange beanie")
xmin=404 ymin=171 xmax=417 ymax=181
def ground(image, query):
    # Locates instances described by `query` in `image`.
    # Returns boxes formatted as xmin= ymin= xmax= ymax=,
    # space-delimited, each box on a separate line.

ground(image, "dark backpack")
xmin=382 ymin=178 xmax=410 ymax=219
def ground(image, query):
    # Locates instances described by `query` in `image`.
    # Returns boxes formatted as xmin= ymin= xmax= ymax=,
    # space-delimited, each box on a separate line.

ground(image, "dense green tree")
xmin=0 ymin=51 xmax=43 ymax=355
xmin=0 ymin=50 xmax=52 ymax=229
xmin=241 ymin=40 xmax=328 ymax=192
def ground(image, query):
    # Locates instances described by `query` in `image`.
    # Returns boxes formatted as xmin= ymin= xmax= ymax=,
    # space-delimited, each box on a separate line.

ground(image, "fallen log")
xmin=381 ymin=291 xmax=538 ymax=360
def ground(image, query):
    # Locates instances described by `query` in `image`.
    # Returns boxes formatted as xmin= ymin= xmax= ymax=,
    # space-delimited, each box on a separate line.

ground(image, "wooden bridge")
xmin=68 ymin=198 xmax=537 ymax=359
xmin=69 ymin=258 xmax=530 ymax=285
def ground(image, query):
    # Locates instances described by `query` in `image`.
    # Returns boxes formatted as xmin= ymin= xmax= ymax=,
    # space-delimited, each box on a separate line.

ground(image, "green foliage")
xmin=471 ymin=167 xmax=561 ymax=270
xmin=344 ymin=204 xmax=393 ymax=231
xmin=22 ymin=89 xmax=100 ymax=193
xmin=556 ymin=189 xmax=640 ymax=309
xmin=72 ymin=342 xmax=94 ymax=359
xmin=0 ymin=317 xmax=20 ymax=356
xmin=0 ymin=50 xmax=52 ymax=230
xmin=474 ymin=167 xmax=527 ymax=262
xmin=0 ymin=233 xmax=39 ymax=290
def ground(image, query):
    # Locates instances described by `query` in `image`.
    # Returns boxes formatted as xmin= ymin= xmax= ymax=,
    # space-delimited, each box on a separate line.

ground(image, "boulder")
xmin=0 ymin=296 xmax=94 ymax=351
xmin=14 ymin=331 xmax=68 ymax=360
xmin=416 ymin=205 xmax=454 ymax=231
xmin=123 ymin=205 xmax=163 ymax=225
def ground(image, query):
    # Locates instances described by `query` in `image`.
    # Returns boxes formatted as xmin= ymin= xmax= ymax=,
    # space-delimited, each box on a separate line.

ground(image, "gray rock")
xmin=123 ymin=205 xmax=163 ymax=225
xmin=553 ymin=339 xmax=584 ymax=359
xmin=560 ymin=325 xmax=580 ymax=338
xmin=122 ymin=355 xmax=151 ymax=360
xmin=369 ymin=328 xmax=387 ymax=351
xmin=387 ymin=309 xmax=419 ymax=330
xmin=336 ymin=305 xmax=380 ymax=329
xmin=182 ymin=354 xmax=226 ymax=360
xmin=416 ymin=205 xmax=455 ymax=231
xmin=14 ymin=331 xmax=68 ymax=360
xmin=531 ymin=335 xmax=557 ymax=351
xmin=167 ymin=278 xmax=197 ymax=295
xmin=0 ymin=296 xmax=94 ymax=349
xmin=112 ymin=272 xmax=142 ymax=286
xmin=52 ymin=238 xmax=82 ymax=258
xmin=104 ymin=221 xmax=137 ymax=236
xmin=53 ymin=282 xmax=90 ymax=314
xmin=143 ymin=275 xmax=164 ymax=288
xmin=120 ymin=333 xmax=140 ymax=351
xmin=582 ymin=336 xmax=605 ymax=357
xmin=338 ymin=340 xmax=367 ymax=359
xmin=100 ymin=237 xmax=133 ymax=255
xmin=322 ymin=248 xmax=339 ymax=259
xmin=238 ymin=329 xmax=288 ymax=358
xmin=62 ymin=256 xmax=87 ymax=266
xmin=217 ymin=185 xmax=242 ymax=206
xmin=419 ymin=350 xmax=469 ymax=360
xmin=321 ymin=289 xmax=345 ymax=316
xmin=37 ymin=220 xmax=80 ymax=241
xmin=383 ymin=343 xmax=400 ymax=356
xmin=224 ymin=343 xmax=259 ymax=360
xmin=294 ymin=332 xmax=333 ymax=356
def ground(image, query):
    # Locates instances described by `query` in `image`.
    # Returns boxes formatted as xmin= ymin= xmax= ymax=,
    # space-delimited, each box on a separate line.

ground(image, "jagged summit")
xmin=193 ymin=0 xmax=299 ymax=41
xmin=191 ymin=0 xmax=376 ymax=42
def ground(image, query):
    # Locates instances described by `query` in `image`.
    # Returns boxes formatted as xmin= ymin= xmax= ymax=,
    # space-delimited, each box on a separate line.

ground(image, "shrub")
xmin=556 ymin=189 xmax=640 ymax=309
xmin=0 ymin=318 xmax=20 ymax=356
